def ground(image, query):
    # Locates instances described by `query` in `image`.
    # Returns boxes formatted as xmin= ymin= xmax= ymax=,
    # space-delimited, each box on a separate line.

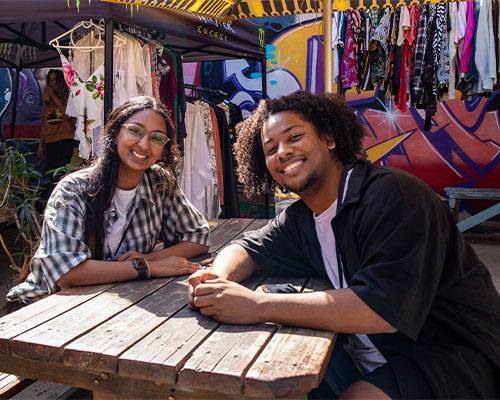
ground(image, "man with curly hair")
xmin=188 ymin=91 xmax=500 ymax=399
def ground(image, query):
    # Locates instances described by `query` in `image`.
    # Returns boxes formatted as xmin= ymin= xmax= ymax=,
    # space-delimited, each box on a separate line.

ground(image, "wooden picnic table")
xmin=0 ymin=218 xmax=335 ymax=399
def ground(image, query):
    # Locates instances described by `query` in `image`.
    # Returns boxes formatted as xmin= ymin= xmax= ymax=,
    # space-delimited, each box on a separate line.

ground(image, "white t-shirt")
xmin=313 ymin=169 xmax=387 ymax=375
xmin=108 ymin=187 xmax=138 ymax=256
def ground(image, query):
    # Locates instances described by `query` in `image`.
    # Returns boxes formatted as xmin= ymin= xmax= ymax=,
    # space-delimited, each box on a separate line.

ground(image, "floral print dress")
xmin=59 ymin=52 xmax=105 ymax=159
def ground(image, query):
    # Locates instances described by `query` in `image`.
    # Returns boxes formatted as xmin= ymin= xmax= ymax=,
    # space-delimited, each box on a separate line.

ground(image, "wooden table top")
xmin=0 ymin=219 xmax=335 ymax=399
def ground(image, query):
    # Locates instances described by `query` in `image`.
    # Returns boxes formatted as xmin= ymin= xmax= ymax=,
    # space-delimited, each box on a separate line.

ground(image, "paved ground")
xmin=0 ymin=222 xmax=499 ymax=398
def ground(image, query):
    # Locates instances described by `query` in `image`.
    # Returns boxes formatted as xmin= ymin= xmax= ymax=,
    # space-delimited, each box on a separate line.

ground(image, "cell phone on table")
xmin=261 ymin=283 xmax=299 ymax=294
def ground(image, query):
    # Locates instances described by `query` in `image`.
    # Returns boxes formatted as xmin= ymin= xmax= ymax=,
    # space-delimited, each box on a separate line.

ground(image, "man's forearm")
xmin=257 ymin=288 xmax=397 ymax=334
xmin=211 ymin=244 xmax=258 ymax=282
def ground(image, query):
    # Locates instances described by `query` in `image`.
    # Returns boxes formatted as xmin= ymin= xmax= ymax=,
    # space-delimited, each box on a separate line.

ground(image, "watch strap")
xmin=132 ymin=258 xmax=149 ymax=280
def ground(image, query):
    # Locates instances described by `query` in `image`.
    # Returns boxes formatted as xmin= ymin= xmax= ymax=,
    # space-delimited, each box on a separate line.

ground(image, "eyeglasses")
xmin=121 ymin=123 xmax=170 ymax=149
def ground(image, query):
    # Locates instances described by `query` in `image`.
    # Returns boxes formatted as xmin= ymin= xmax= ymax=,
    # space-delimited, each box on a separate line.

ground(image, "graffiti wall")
xmin=185 ymin=15 xmax=500 ymax=208
xmin=0 ymin=68 xmax=43 ymax=139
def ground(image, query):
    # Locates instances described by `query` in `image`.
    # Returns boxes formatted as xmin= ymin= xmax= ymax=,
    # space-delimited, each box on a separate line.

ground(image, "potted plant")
xmin=0 ymin=143 xmax=45 ymax=280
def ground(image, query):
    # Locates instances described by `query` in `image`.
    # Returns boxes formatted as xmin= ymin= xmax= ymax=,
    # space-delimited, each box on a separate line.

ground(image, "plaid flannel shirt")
xmin=7 ymin=167 xmax=210 ymax=304
xmin=412 ymin=5 xmax=429 ymax=100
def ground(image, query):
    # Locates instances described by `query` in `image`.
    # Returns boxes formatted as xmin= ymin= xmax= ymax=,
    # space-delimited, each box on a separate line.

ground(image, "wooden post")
xmin=323 ymin=0 xmax=332 ymax=93
xmin=261 ymin=56 xmax=270 ymax=219
xmin=104 ymin=18 xmax=114 ymax=124
xmin=8 ymin=68 xmax=21 ymax=139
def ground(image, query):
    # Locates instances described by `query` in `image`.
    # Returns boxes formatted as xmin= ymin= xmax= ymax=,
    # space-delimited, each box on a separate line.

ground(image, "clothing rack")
xmin=185 ymin=84 xmax=228 ymax=97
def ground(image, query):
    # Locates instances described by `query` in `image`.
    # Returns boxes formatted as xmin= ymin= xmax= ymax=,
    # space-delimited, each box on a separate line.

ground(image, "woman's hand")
xmin=149 ymin=257 xmax=201 ymax=278
xmin=45 ymin=87 xmax=55 ymax=100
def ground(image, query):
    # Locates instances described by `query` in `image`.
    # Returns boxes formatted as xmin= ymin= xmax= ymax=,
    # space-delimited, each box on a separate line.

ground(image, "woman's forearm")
xmin=56 ymin=259 xmax=138 ymax=288
xmin=148 ymin=241 xmax=209 ymax=261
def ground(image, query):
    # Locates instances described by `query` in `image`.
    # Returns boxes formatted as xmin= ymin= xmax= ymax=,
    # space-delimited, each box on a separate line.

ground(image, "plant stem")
xmin=0 ymin=232 xmax=21 ymax=273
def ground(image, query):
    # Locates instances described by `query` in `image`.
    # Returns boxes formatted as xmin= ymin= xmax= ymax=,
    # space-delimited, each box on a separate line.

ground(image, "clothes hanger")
xmin=49 ymin=20 xmax=125 ymax=52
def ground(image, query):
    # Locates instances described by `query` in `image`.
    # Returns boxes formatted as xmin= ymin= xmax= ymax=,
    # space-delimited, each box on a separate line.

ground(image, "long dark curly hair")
xmin=234 ymin=91 xmax=366 ymax=198
xmin=84 ymin=96 xmax=180 ymax=259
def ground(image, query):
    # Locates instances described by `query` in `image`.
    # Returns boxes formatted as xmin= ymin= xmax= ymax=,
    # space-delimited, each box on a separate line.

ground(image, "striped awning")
xmin=102 ymin=0 xmax=463 ymax=20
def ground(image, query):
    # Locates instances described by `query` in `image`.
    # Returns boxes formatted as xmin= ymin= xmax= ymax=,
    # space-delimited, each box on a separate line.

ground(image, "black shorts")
xmin=313 ymin=334 xmax=432 ymax=399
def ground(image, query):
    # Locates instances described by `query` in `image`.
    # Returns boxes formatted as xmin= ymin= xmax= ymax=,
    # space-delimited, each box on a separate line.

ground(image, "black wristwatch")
xmin=132 ymin=258 xmax=150 ymax=280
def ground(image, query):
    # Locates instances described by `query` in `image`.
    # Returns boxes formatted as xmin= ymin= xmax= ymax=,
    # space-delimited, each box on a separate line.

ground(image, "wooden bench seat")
xmin=444 ymin=187 xmax=500 ymax=233
xmin=0 ymin=373 xmax=34 ymax=399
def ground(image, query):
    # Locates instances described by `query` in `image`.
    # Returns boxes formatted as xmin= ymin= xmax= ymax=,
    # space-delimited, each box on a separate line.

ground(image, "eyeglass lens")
xmin=123 ymin=124 xmax=169 ymax=148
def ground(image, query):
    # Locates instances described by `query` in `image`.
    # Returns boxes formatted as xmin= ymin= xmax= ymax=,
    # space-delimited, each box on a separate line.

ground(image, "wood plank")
xmin=0 ymin=354 xmax=170 ymax=399
xmin=0 ymin=355 xmax=242 ymax=400
xmin=244 ymin=327 xmax=334 ymax=398
xmin=208 ymin=219 xmax=255 ymax=254
xmin=0 ymin=373 xmax=35 ymax=398
xmin=244 ymin=278 xmax=335 ymax=398
xmin=177 ymin=277 xmax=306 ymax=396
xmin=0 ymin=284 xmax=116 ymax=355
xmin=63 ymin=276 xmax=190 ymax=373
xmin=178 ymin=323 xmax=276 ymax=396
xmin=118 ymin=272 xmax=267 ymax=385
xmin=444 ymin=187 xmax=500 ymax=200
xmin=230 ymin=219 xmax=270 ymax=242
xmin=190 ymin=219 xmax=266 ymax=266
xmin=10 ymin=278 xmax=175 ymax=363
xmin=118 ymin=306 xmax=219 ymax=384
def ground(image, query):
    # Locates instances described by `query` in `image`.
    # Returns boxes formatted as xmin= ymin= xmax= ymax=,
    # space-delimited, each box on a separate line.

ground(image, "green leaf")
xmin=86 ymin=83 xmax=95 ymax=92
xmin=92 ymin=92 xmax=99 ymax=100
xmin=92 ymin=75 xmax=97 ymax=83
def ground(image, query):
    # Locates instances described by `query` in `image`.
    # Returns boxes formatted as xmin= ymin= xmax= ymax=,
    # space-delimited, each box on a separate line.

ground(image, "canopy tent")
xmin=0 ymin=0 xmax=267 ymax=138
xmin=0 ymin=0 xmax=266 ymax=69
xmin=108 ymin=0 xmax=468 ymax=93
xmin=103 ymin=0 xmax=464 ymax=19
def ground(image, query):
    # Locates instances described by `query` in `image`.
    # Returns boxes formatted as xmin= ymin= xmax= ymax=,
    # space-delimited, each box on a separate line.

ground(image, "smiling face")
xmin=261 ymin=111 xmax=338 ymax=199
xmin=116 ymin=109 xmax=167 ymax=189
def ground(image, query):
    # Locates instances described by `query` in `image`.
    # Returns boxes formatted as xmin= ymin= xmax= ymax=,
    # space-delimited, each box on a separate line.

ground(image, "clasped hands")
xmin=187 ymin=269 xmax=264 ymax=324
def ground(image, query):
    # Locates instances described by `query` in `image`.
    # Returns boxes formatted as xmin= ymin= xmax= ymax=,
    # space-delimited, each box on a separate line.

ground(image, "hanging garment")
xmin=209 ymin=105 xmax=224 ymax=207
xmin=59 ymin=52 xmax=104 ymax=159
xmin=194 ymin=100 xmax=218 ymax=184
xmin=341 ymin=12 xmax=358 ymax=88
xmin=331 ymin=11 xmax=341 ymax=83
xmin=181 ymin=102 xmax=214 ymax=214
xmin=475 ymin=0 xmax=497 ymax=91
xmin=448 ymin=3 xmax=457 ymax=100
xmin=159 ymin=50 xmax=178 ymax=135
xmin=460 ymin=2 xmax=475 ymax=74
xmin=370 ymin=8 xmax=391 ymax=86
xmin=210 ymin=104 xmax=239 ymax=218
xmin=357 ymin=11 xmax=372 ymax=92
xmin=139 ymin=44 xmax=154 ymax=97
xmin=412 ymin=5 xmax=429 ymax=104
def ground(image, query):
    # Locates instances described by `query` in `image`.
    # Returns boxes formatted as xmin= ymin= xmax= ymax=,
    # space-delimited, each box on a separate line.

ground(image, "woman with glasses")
xmin=7 ymin=96 xmax=210 ymax=305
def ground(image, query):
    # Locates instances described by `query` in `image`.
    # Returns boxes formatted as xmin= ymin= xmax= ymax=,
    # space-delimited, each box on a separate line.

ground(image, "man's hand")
xmin=187 ymin=269 xmax=221 ymax=310
xmin=191 ymin=279 xmax=264 ymax=324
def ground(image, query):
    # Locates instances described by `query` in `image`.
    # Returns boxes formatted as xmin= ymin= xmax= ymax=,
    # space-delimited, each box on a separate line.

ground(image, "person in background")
xmin=38 ymin=69 xmax=78 ymax=170
xmin=8 ymin=96 xmax=209 ymax=305
xmin=188 ymin=91 xmax=500 ymax=399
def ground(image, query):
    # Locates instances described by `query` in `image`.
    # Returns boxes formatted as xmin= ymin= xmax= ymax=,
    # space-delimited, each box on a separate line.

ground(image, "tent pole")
xmin=261 ymin=56 xmax=270 ymax=219
xmin=9 ymin=67 xmax=21 ymax=139
xmin=323 ymin=0 xmax=332 ymax=93
xmin=104 ymin=18 xmax=114 ymax=124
